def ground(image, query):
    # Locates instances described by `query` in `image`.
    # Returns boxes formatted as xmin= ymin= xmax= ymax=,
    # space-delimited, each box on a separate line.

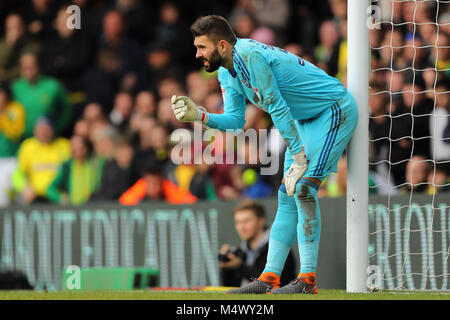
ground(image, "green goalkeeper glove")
xmin=171 ymin=95 xmax=209 ymax=124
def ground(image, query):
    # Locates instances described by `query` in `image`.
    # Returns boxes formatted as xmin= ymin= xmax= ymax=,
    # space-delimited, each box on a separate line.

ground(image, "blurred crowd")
xmin=0 ymin=0 xmax=448 ymax=207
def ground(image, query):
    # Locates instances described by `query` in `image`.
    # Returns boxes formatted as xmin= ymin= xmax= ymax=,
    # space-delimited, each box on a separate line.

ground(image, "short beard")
xmin=204 ymin=48 xmax=223 ymax=72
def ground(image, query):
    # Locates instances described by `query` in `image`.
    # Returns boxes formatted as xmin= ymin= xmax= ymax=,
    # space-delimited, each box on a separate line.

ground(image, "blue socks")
xmin=293 ymin=180 xmax=321 ymax=274
xmin=263 ymin=185 xmax=298 ymax=276
xmin=263 ymin=180 xmax=321 ymax=276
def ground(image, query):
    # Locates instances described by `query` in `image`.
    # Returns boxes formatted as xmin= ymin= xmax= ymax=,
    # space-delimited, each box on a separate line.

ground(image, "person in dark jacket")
xmin=90 ymin=139 xmax=134 ymax=201
xmin=219 ymin=200 xmax=297 ymax=287
xmin=41 ymin=5 xmax=92 ymax=92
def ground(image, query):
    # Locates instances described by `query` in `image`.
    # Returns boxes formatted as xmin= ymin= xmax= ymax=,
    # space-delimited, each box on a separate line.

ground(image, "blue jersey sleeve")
xmin=247 ymin=51 xmax=303 ymax=155
xmin=206 ymin=71 xmax=246 ymax=131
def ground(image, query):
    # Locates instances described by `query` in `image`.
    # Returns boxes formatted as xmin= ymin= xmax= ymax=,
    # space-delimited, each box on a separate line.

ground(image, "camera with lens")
xmin=218 ymin=246 xmax=246 ymax=263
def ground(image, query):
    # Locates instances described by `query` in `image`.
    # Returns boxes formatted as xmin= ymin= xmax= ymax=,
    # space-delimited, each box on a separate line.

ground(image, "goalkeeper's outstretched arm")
xmin=171 ymin=83 xmax=246 ymax=131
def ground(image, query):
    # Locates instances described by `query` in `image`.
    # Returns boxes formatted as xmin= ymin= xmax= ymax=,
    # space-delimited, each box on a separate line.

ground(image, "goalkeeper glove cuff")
xmin=196 ymin=106 xmax=209 ymax=125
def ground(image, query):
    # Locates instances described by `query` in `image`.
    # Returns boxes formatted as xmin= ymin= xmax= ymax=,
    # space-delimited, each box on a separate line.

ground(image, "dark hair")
xmin=75 ymin=134 xmax=93 ymax=153
xmin=190 ymin=15 xmax=237 ymax=44
xmin=233 ymin=200 xmax=266 ymax=219
xmin=141 ymin=160 xmax=163 ymax=177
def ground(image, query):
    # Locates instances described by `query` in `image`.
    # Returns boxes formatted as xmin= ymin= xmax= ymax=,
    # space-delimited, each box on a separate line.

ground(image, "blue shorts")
xmin=284 ymin=92 xmax=359 ymax=181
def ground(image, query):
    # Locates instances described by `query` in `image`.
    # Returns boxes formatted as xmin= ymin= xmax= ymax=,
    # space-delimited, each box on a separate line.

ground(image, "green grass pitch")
xmin=0 ymin=290 xmax=449 ymax=300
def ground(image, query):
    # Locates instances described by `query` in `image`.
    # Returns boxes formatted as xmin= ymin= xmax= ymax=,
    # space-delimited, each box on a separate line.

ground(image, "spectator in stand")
xmin=12 ymin=117 xmax=71 ymax=204
xmin=97 ymin=10 xmax=146 ymax=94
xmin=46 ymin=134 xmax=102 ymax=205
xmin=389 ymin=114 xmax=412 ymax=186
xmin=157 ymin=96 xmax=182 ymax=132
xmin=0 ymin=14 xmax=40 ymax=82
xmin=0 ymin=82 xmax=25 ymax=157
xmin=385 ymin=68 xmax=406 ymax=95
xmin=219 ymin=200 xmax=297 ymax=287
xmin=152 ymin=1 xmax=193 ymax=66
xmin=70 ymin=0 xmax=105 ymax=46
xmin=185 ymin=71 xmax=211 ymax=107
xmin=250 ymin=27 xmax=275 ymax=46
xmin=231 ymin=11 xmax=257 ymax=39
xmin=145 ymin=41 xmax=179 ymax=93
xmin=230 ymin=0 xmax=290 ymax=44
xmin=404 ymin=155 xmax=432 ymax=193
xmin=133 ymin=121 xmax=170 ymax=181
xmin=418 ymin=19 xmax=438 ymax=49
xmin=335 ymin=17 xmax=348 ymax=84
xmin=379 ymin=28 xmax=405 ymax=69
xmin=83 ymin=102 xmax=106 ymax=125
xmin=401 ymin=81 xmax=433 ymax=159
xmin=150 ymin=122 xmax=171 ymax=166
xmin=439 ymin=12 xmax=450 ymax=36
xmin=166 ymin=142 xmax=217 ymax=201
xmin=91 ymin=124 xmax=119 ymax=162
xmin=386 ymin=79 xmax=433 ymax=186
xmin=402 ymin=34 xmax=429 ymax=73
xmin=119 ymin=163 xmax=197 ymax=205
xmin=402 ymin=1 xmax=431 ymax=34
xmin=368 ymin=86 xmax=397 ymax=194
xmin=283 ymin=43 xmax=303 ymax=57
xmin=314 ymin=20 xmax=339 ymax=77
xmin=189 ymin=160 xmax=217 ymax=201
xmin=135 ymin=90 xmax=156 ymax=117
xmin=369 ymin=86 xmax=389 ymax=164
xmin=129 ymin=90 xmax=157 ymax=135
xmin=434 ymin=32 xmax=450 ymax=75
xmin=91 ymin=139 xmax=134 ymax=201
xmin=0 ymin=81 xmax=25 ymax=206
xmin=21 ymin=0 xmax=57 ymax=40
xmin=157 ymin=76 xmax=185 ymax=100
xmin=209 ymin=132 xmax=246 ymax=200
xmin=84 ymin=114 xmax=116 ymax=185
xmin=73 ymin=118 xmax=89 ymax=139
xmin=430 ymin=80 xmax=450 ymax=172
xmin=131 ymin=116 xmax=157 ymax=181
xmin=12 ymin=53 xmax=72 ymax=137
xmin=427 ymin=164 xmax=450 ymax=195
xmin=109 ymin=91 xmax=134 ymax=134
xmin=82 ymin=48 xmax=121 ymax=110
xmin=115 ymin=0 xmax=154 ymax=46
xmin=41 ymin=5 xmax=92 ymax=92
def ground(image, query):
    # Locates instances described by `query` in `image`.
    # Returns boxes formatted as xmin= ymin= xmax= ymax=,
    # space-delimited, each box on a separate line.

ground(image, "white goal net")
xmin=368 ymin=0 xmax=449 ymax=290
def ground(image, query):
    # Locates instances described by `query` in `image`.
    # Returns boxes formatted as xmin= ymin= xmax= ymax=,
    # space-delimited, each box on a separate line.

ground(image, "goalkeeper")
xmin=171 ymin=15 xmax=358 ymax=294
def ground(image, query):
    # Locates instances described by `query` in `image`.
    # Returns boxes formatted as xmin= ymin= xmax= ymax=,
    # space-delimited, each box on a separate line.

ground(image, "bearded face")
xmin=194 ymin=35 xmax=225 ymax=72
xmin=201 ymin=46 xmax=223 ymax=72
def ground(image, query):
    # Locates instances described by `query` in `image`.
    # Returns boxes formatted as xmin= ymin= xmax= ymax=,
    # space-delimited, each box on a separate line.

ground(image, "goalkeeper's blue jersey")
xmin=207 ymin=38 xmax=348 ymax=155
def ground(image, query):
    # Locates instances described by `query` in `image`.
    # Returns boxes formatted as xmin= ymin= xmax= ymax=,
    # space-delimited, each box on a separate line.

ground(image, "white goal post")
xmin=347 ymin=0 xmax=450 ymax=292
xmin=347 ymin=0 xmax=370 ymax=293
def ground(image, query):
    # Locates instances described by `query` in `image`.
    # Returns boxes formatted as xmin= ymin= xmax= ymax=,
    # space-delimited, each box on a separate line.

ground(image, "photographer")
xmin=219 ymin=200 xmax=297 ymax=287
